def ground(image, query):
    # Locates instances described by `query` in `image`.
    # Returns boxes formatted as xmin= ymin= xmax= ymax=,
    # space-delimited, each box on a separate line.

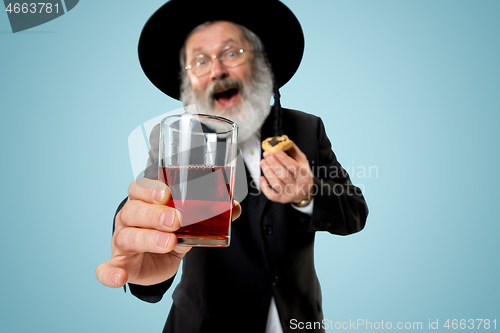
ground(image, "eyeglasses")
xmin=185 ymin=46 xmax=249 ymax=77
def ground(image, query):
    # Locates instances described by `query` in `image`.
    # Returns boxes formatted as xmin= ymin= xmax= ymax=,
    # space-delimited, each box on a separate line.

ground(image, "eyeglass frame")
xmin=184 ymin=46 xmax=251 ymax=77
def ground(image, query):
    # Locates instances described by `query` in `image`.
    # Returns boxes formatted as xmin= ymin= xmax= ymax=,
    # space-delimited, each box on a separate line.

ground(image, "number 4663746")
xmin=5 ymin=3 xmax=59 ymax=14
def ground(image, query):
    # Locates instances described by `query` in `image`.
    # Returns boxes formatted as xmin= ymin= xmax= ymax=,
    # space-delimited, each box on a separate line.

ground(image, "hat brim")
xmin=138 ymin=0 xmax=304 ymax=100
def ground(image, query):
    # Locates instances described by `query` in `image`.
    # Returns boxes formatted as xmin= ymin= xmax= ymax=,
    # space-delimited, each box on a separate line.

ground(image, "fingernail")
xmin=109 ymin=272 xmax=118 ymax=286
xmin=155 ymin=233 xmax=171 ymax=248
xmin=160 ymin=210 xmax=175 ymax=227
xmin=152 ymin=188 xmax=165 ymax=202
xmin=263 ymin=151 xmax=269 ymax=158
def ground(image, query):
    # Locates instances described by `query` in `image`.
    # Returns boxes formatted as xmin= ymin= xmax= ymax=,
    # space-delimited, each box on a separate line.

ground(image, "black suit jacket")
xmin=118 ymin=109 xmax=368 ymax=333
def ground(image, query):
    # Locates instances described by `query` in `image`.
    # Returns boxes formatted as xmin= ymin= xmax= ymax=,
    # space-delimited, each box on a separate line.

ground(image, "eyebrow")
xmin=190 ymin=38 xmax=239 ymax=55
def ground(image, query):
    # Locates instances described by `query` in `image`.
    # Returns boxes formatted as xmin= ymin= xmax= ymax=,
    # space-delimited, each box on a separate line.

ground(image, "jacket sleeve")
xmin=298 ymin=117 xmax=369 ymax=235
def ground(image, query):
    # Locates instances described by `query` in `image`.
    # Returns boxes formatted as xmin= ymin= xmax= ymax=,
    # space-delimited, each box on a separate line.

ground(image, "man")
xmin=96 ymin=1 xmax=368 ymax=332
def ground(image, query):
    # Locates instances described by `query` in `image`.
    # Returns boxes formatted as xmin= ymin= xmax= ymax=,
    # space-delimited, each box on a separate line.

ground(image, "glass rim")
xmin=160 ymin=113 xmax=237 ymax=135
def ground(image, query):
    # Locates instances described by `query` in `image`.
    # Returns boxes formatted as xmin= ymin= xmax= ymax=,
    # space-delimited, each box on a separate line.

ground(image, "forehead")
xmin=185 ymin=21 xmax=246 ymax=55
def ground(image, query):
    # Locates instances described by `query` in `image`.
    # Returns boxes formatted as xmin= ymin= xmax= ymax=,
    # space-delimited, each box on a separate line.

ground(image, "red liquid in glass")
xmin=159 ymin=165 xmax=233 ymax=239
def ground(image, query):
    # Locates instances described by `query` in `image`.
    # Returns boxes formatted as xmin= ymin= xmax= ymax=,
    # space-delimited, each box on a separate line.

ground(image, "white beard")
xmin=180 ymin=57 xmax=273 ymax=143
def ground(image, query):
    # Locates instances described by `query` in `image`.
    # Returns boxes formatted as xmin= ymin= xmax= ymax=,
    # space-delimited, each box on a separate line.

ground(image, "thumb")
xmin=232 ymin=200 xmax=241 ymax=221
xmin=95 ymin=258 xmax=129 ymax=288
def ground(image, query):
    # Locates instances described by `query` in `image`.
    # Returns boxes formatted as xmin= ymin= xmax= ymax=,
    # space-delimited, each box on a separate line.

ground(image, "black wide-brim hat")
xmin=138 ymin=0 xmax=304 ymax=100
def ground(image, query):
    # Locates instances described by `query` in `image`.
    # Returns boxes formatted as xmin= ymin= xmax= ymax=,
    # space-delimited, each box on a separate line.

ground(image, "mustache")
xmin=205 ymin=78 xmax=244 ymax=100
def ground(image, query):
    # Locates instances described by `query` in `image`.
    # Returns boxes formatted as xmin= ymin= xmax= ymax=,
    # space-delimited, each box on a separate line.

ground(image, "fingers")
xmin=262 ymin=150 xmax=301 ymax=179
xmin=95 ymin=259 xmax=128 ymax=288
xmin=262 ymin=153 xmax=290 ymax=184
xmin=259 ymin=176 xmax=285 ymax=203
xmin=260 ymin=140 xmax=314 ymax=204
xmin=119 ymin=199 xmax=182 ymax=231
xmin=128 ymin=178 xmax=171 ymax=205
xmin=261 ymin=159 xmax=287 ymax=193
xmin=114 ymin=227 xmax=178 ymax=255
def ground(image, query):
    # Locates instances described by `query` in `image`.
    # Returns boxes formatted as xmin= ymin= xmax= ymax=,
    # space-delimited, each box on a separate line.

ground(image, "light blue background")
xmin=1 ymin=0 xmax=498 ymax=332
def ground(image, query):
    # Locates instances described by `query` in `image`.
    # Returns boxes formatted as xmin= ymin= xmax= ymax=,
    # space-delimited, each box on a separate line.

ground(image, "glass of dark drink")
xmin=158 ymin=114 xmax=238 ymax=247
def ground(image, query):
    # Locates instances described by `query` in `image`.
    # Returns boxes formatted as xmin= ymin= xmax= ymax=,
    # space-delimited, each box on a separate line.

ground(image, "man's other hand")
xmin=260 ymin=137 xmax=314 ymax=204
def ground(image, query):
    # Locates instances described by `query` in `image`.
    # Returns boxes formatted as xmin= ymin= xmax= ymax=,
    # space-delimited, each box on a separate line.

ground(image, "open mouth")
xmin=213 ymin=87 xmax=240 ymax=108
xmin=213 ymin=86 xmax=239 ymax=108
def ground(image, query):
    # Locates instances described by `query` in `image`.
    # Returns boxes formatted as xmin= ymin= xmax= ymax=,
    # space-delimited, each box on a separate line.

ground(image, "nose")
xmin=210 ymin=57 xmax=229 ymax=81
